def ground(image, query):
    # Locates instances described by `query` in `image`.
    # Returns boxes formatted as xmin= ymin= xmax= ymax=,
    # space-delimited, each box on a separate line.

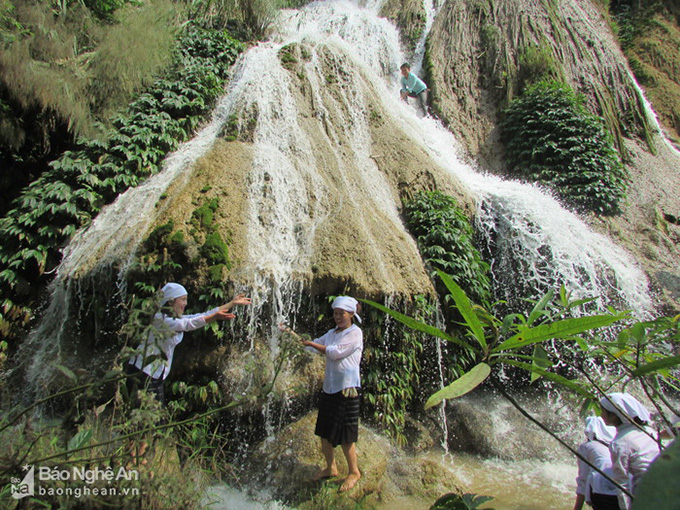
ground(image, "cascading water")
xmin=19 ymin=0 xmax=668 ymax=507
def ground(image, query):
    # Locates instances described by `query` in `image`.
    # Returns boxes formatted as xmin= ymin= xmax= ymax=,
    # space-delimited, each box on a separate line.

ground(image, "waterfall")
xmin=16 ymin=1 xmax=669 ymax=507
xmin=21 ymin=0 xmax=656 ymax=395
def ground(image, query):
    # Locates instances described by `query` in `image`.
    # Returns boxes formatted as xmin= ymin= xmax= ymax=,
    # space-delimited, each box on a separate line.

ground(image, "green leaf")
xmin=360 ymin=299 xmax=471 ymax=350
xmin=632 ymin=356 xmax=680 ymax=376
xmin=54 ymin=364 xmax=78 ymax=383
xmin=503 ymin=359 xmax=592 ymax=398
xmin=424 ymin=363 xmax=491 ymax=410
xmin=530 ymin=344 xmax=552 ymax=383
xmin=494 ymin=314 xmax=626 ymax=352
xmin=67 ymin=429 xmax=92 ymax=452
xmin=527 ymin=289 xmax=554 ymax=326
xmin=437 ymin=270 xmax=487 ymax=350
xmin=632 ymin=438 xmax=680 ymax=510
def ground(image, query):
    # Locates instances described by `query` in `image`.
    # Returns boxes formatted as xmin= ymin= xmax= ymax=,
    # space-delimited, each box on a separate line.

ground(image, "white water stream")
xmin=21 ymin=0 xmax=668 ymax=508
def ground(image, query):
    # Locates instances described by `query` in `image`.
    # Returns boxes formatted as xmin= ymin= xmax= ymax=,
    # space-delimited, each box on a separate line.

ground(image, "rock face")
xmin=425 ymin=0 xmax=680 ymax=312
xmin=241 ymin=411 xmax=461 ymax=507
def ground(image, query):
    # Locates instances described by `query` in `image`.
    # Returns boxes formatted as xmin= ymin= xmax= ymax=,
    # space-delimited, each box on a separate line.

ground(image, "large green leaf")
xmin=493 ymin=314 xmax=625 ymax=352
xmin=632 ymin=355 xmax=680 ymax=376
xmin=360 ymin=299 xmax=471 ymax=350
xmin=424 ymin=363 xmax=491 ymax=410
xmin=437 ymin=271 xmax=487 ymax=350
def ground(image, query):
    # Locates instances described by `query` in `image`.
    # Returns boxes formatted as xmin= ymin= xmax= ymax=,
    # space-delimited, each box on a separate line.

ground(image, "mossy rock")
xmin=192 ymin=198 xmax=220 ymax=230
xmin=144 ymin=220 xmax=175 ymax=251
xmin=242 ymin=412 xmax=390 ymax=505
xmin=200 ymin=232 xmax=230 ymax=267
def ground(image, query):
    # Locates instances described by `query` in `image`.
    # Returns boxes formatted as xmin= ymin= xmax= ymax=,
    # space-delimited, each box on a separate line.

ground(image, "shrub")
xmin=403 ymin=190 xmax=491 ymax=306
xmin=499 ymin=81 xmax=628 ymax=215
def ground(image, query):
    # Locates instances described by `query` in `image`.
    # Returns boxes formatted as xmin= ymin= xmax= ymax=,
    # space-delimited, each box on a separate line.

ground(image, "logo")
xmin=8 ymin=464 xmax=140 ymax=500
xmin=10 ymin=465 xmax=34 ymax=499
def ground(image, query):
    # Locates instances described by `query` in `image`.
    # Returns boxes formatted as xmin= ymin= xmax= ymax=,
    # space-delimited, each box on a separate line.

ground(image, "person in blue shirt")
xmin=400 ymin=62 xmax=429 ymax=117
xmin=279 ymin=296 xmax=363 ymax=492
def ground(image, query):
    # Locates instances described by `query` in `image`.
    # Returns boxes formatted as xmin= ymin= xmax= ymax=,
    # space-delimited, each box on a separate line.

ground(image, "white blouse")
xmin=311 ymin=324 xmax=363 ymax=394
xmin=130 ymin=308 xmax=217 ymax=380
xmin=576 ymin=440 xmax=617 ymax=499
xmin=609 ymin=423 xmax=660 ymax=509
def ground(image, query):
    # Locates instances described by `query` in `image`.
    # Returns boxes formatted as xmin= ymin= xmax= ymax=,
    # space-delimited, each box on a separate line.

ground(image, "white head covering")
xmin=600 ymin=392 xmax=652 ymax=425
xmin=584 ymin=416 xmax=616 ymax=443
xmin=332 ymin=296 xmax=362 ymax=323
xmin=161 ymin=283 xmax=188 ymax=304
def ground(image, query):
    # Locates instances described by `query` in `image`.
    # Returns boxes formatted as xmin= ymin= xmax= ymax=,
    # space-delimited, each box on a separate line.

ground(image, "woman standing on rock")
xmin=279 ymin=296 xmax=364 ymax=492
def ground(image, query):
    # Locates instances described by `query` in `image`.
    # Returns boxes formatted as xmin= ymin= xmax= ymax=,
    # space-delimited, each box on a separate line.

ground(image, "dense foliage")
xmin=0 ymin=23 xmax=244 ymax=340
xmin=403 ymin=190 xmax=491 ymax=306
xmin=362 ymin=295 xmax=438 ymax=445
xmin=500 ymin=81 xmax=628 ymax=215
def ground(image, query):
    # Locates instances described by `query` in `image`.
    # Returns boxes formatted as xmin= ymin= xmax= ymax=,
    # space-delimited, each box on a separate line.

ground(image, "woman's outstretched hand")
xmin=219 ymin=293 xmax=252 ymax=313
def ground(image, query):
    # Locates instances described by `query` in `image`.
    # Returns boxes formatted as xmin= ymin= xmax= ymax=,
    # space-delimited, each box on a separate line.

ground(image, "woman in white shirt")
xmin=127 ymin=282 xmax=251 ymax=404
xmin=599 ymin=393 xmax=661 ymax=510
xmin=573 ymin=416 xmax=618 ymax=510
xmin=279 ymin=296 xmax=364 ymax=492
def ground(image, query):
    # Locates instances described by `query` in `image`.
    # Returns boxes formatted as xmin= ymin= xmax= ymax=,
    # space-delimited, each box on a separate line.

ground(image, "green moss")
xmin=168 ymin=230 xmax=186 ymax=246
xmin=144 ymin=220 xmax=175 ymax=251
xmin=518 ymin=41 xmax=563 ymax=91
xmin=192 ymin=198 xmax=220 ymax=230
xmin=200 ymin=232 xmax=231 ymax=268
xmin=278 ymin=45 xmax=298 ymax=69
xmin=208 ymin=264 xmax=226 ymax=283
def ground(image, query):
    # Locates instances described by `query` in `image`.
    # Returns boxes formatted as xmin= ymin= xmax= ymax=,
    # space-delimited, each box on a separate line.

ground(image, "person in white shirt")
xmin=573 ymin=416 xmax=618 ymax=510
xmin=599 ymin=393 xmax=661 ymax=510
xmin=127 ymin=282 xmax=251 ymax=404
xmin=279 ymin=296 xmax=363 ymax=492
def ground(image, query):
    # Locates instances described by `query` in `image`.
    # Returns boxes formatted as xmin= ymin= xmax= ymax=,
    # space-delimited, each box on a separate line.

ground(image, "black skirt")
xmin=315 ymin=390 xmax=360 ymax=447
xmin=590 ymin=492 xmax=621 ymax=510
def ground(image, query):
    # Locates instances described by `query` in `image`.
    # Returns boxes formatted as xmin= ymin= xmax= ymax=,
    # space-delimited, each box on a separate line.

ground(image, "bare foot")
xmin=312 ymin=466 xmax=338 ymax=481
xmin=338 ymin=472 xmax=361 ymax=492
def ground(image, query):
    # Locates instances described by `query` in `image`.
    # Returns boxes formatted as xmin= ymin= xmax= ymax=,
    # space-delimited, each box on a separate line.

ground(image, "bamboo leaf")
xmin=437 ymin=270 xmax=487 ymax=350
xmin=54 ymin=364 xmax=78 ymax=383
xmin=424 ymin=363 xmax=491 ymax=410
xmin=67 ymin=429 xmax=92 ymax=453
xmin=503 ymin=360 xmax=592 ymax=398
xmin=530 ymin=344 xmax=552 ymax=383
xmin=527 ymin=290 xmax=554 ymax=326
xmin=360 ymin=299 xmax=471 ymax=350
xmin=494 ymin=314 xmax=625 ymax=352
xmin=632 ymin=356 xmax=680 ymax=376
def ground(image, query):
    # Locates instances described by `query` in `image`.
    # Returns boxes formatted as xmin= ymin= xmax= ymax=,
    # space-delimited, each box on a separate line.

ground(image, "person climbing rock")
xmin=400 ymin=62 xmax=429 ymax=117
xmin=279 ymin=296 xmax=364 ymax=492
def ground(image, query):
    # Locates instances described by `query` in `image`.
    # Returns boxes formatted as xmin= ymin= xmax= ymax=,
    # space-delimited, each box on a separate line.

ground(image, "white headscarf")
xmin=600 ymin=392 xmax=652 ymax=425
xmin=584 ymin=416 xmax=617 ymax=443
xmin=332 ymin=296 xmax=362 ymax=323
xmin=161 ymin=283 xmax=188 ymax=304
